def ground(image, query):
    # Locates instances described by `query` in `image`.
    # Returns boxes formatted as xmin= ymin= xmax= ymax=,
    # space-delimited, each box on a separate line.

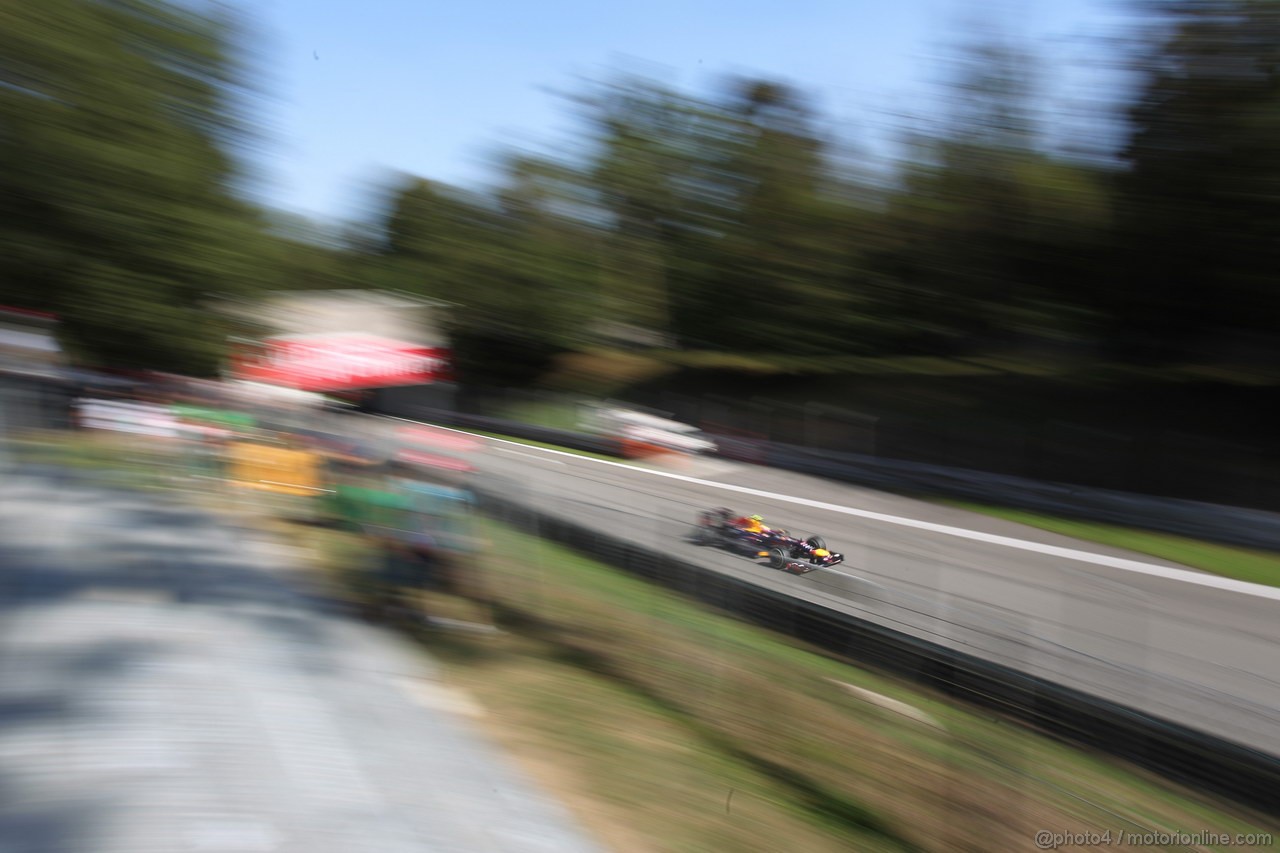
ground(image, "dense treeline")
xmin=0 ymin=0 xmax=266 ymax=374
xmin=1 ymin=0 xmax=1277 ymax=379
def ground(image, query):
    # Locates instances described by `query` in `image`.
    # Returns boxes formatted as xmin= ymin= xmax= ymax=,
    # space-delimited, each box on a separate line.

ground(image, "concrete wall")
xmin=220 ymin=291 xmax=449 ymax=348
xmin=255 ymin=292 xmax=448 ymax=347
xmin=366 ymin=383 xmax=458 ymax=418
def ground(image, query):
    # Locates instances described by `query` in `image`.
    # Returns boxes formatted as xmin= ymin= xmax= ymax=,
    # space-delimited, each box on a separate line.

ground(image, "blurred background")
xmin=1 ymin=1 xmax=1279 ymax=851
xmin=2 ymin=0 xmax=1277 ymax=508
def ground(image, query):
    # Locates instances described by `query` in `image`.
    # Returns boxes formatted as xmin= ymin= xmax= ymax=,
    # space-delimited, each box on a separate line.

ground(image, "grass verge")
xmin=940 ymin=499 xmax=1280 ymax=588
xmin=294 ymin=512 xmax=1276 ymax=852
xmin=8 ymin=432 xmax=191 ymax=491
xmin=493 ymin=399 xmax=583 ymax=431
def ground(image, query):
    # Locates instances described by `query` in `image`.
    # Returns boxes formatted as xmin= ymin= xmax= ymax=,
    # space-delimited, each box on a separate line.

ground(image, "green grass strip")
xmin=940 ymin=500 xmax=1280 ymax=588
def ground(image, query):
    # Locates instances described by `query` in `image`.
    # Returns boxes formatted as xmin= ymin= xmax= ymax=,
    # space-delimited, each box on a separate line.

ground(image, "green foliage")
xmin=0 ymin=0 xmax=265 ymax=375
xmin=251 ymin=11 xmax=1280 ymax=378
xmin=941 ymin=499 xmax=1280 ymax=588
xmin=1107 ymin=0 xmax=1280 ymax=362
xmin=2 ymin=0 xmax=1276 ymax=381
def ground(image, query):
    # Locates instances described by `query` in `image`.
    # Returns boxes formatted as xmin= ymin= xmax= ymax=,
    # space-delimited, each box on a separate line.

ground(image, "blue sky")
xmin=241 ymin=0 xmax=1134 ymax=226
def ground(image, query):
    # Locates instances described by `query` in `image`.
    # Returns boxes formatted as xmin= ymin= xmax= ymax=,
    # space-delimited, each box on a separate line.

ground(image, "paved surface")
xmin=0 ymin=472 xmax=602 ymax=853
xmin=363 ymin=415 xmax=1280 ymax=758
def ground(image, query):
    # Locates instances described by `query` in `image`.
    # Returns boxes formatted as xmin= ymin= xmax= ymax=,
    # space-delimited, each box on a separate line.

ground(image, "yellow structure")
xmin=227 ymin=441 xmax=323 ymax=497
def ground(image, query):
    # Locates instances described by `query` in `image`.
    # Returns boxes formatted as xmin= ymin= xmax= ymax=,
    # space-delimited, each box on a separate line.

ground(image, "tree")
xmin=369 ymin=169 xmax=599 ymax=387
xmin=570 ymin=75 xmax=705 ymax=341
xmin=872 ymin=31 xmax=1112 ymax=353
xmin=493 ymin=154 xmax=603 ymax=350
xmin=559 ymin=73 xmax=872 ymax=354
xmin=0 ymin=0 xmax=265 ymax=375
xmin=698 ymin=78 xmax=858 ymax=353
xmin=258 ymin=213 xmax=367 ymax=292
xmin=1108 ymin=0 xmax=1280 ymax=362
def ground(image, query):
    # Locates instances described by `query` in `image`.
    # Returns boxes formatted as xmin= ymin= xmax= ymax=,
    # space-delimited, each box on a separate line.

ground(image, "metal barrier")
xmin=392 ymin=406 xmax=624 ymax=457
xmin=404 ymin=405 xmax=1280 ymax=553
xmin=763 ymin=440 xmax=1280 ymax=552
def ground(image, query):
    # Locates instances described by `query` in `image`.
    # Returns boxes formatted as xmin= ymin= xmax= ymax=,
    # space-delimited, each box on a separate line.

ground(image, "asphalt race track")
xmin=369 ymin=416 xmax=1280 ymax=760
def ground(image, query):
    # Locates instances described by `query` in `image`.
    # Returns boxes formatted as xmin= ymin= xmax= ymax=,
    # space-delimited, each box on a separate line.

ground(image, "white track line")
xmin=495 ymin=447 xmax=565 ymax=465
xmin=379 ymin=416 xmax=1280 ymax=602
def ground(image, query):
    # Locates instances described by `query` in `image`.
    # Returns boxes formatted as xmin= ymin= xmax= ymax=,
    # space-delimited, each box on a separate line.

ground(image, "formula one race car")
xmin=691 ymin=507 xmax=844 ymax=574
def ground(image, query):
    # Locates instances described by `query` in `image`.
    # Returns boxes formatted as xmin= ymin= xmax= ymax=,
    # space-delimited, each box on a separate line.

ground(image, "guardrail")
xmin=471 ymin=486 xmax=1280 ymax=817
xmin=376 ymin=405 xmax=624 ymax=458
xmin=399 ymin=405 xmax=1280 ymax=553
xmin=753 ymin=439 xmax=1280 ymax=553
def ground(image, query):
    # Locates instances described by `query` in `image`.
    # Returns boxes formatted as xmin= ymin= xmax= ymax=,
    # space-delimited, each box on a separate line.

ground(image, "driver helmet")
xmin=749 ymin=514 xmax=763 ymax=522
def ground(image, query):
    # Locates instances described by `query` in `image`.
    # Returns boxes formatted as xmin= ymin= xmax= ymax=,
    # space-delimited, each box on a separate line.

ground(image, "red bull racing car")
xmin=692 ymin=507 xmax=844 ymax=574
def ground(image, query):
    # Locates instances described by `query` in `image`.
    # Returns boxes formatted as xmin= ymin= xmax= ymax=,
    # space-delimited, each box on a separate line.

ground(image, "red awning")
xmin=232 ymin=334 xmax=452 ymax=393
